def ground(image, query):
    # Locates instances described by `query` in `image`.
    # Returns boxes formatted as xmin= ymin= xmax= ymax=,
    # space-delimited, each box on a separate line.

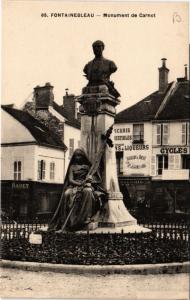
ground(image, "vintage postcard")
xmin=1 ymin=1 xmax=189 ymax=299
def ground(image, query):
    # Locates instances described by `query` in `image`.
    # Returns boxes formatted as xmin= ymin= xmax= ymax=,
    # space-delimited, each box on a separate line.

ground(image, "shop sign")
xmin=114 ymin=127 xmax=131 ymax=133
xmin=115 ymin=144 xmax=149 ymax=151
xmin=12 ymin=183 xmax=29 ymax=189
xmin=114 ymin=135 xmax=132 ymax=141
xmin=126 ymin=154 xmax=147 ymax=169
xmin=160 ymin=147 xmax=188 ymax=154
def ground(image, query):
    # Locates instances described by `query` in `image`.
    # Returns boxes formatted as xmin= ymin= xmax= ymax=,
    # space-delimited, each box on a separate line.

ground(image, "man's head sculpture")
xmin=92 ymin=40 xmax=105 ymax=58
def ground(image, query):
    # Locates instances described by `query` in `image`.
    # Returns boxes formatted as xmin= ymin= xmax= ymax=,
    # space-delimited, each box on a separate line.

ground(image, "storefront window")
xmin=19 ymin=201 xmax=28 ymax=215
xmin=157 ymin=155 xmax=168 ymax=175
xmin=38 ymin=192 xmax=50 ymax=213
xmin=136 ymin=190 xmax=145 ymax=206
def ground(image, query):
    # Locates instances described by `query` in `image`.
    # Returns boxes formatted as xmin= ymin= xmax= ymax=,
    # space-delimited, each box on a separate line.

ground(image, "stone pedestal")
xmin=78 ymin=85 xmax=138 ymax=229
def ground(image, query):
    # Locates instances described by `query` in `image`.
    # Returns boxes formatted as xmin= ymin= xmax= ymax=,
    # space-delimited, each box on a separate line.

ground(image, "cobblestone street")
xmin=1 ymin=267 xmax=189 ymax=299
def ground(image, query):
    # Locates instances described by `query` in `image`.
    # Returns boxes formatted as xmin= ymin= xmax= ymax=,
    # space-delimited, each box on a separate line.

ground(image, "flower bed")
xmin=1 ymin=232 xmax=189 ymax=265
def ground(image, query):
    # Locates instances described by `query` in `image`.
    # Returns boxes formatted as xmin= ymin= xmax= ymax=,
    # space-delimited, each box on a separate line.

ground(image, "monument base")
xmin=82 ymin=199 xmax=150 ymax=234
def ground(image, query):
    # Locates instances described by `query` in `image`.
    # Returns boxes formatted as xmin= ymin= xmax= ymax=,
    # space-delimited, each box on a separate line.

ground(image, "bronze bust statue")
xmin=83 ymin=40 xmax=120 ymax=98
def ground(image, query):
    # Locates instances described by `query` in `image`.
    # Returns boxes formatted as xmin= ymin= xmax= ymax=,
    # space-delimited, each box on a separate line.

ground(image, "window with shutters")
xmin=133 ymin=124 xmax=144 ymax=144
xmin=50 ymin=162 xmax=55 ymax=180
xmin=69 ymin=138 xmax=74 ymax=158
xmin=163 ymin=124 xmax=169 ymax=145
xmin=14 ymin=161 xmax=22 ymax=180
xmin=155 ymin=123 xmax=169 ymax=145
xmin=157 ymin=155 xmax=168 ymax=175
xmin=181 ymin=123 xmax=187 ymax=145
xmin=37 ymin=160 xmax=46 ymax=180
xmin=116 ymin=152 xmax=123 ymax=174
xmin=156 ymin=124 xmax=161 ymax=145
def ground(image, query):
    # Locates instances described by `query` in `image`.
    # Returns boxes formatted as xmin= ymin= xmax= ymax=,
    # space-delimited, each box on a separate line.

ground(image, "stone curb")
xmin=1 ymin=260 xmax=189 ymax=275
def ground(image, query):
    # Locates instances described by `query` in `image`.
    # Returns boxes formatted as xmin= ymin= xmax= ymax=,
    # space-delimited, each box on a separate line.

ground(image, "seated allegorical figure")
xmin=48 ymin=148 xmax=107 ymax=232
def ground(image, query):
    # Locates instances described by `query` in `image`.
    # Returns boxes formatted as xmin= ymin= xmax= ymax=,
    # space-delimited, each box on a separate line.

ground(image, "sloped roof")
xmin=2 ymin=105 xmax=67 ymax=150
xmin=52 ymin=101 xmax=81 ymax=129
xmin=115 ymin=83 xmax=173 ymax=123
xmin=156 ymin=80 xmax=190 ymax=120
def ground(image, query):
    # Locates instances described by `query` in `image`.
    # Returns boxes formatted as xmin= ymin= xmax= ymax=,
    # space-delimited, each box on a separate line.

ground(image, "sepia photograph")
xmin=1 ymin=1 xmax=190 ymax=299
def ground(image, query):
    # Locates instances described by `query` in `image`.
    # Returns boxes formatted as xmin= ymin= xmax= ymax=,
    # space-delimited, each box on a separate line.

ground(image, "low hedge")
xmin=1 ymin=232 xmax=189 ymax=265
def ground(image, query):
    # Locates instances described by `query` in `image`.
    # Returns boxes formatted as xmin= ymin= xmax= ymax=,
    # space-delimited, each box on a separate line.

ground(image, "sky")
xmin=2 ymin=1 xmax=189 ymax=113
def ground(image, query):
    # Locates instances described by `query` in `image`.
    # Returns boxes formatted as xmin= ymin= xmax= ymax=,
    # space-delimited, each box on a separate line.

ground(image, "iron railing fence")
xmin=1 ymin=220 xmax=189 ymax=241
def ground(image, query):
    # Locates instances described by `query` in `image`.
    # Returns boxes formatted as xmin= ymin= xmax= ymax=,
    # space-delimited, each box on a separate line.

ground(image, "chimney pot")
xmin=161 ymin=58 xmax=167 ymax=67
xmin=158 ymin=58 xmax=169 ymax=93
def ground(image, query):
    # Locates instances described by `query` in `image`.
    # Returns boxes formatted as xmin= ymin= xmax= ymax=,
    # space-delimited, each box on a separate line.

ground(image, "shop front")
xmin=118 ymin=176 xmax=152 ymax=212
xmin=118 ymin=176 xmax=190 ymax=216
xmin=151 ymin=180 xmax=190 ymax=214
xmin=1 ymin=180 xmax=63 ymax=220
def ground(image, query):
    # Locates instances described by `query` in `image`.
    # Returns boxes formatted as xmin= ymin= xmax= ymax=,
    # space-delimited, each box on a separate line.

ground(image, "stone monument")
xmin=49 ymin=41 xmax=150 ymax=233
xmin=78 ymin=41 xmax=146 ymax=232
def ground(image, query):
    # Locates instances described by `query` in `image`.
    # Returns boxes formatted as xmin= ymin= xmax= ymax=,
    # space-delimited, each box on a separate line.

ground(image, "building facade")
xmin=1 ymin=105 xmax=67 ymax=219
xmin=114 ymin=60 xmax=190 ymax=214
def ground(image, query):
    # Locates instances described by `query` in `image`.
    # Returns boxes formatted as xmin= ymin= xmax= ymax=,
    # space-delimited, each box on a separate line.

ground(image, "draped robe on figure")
xmin=48 ymin=148 xmax=106 ymax=231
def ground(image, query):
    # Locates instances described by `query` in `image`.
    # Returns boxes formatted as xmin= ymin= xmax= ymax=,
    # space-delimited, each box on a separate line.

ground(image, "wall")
xmin=1 ymin=144 xmax=65 ymax=184
xmin=113 ymin=122 xmax=152 ymax=176
xmin=1 ymin=145 xmax=36 ymax=180
xmin=34 ymin=145 xmax=65 ymax=183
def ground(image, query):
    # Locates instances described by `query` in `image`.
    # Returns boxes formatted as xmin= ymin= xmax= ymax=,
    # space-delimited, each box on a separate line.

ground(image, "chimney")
xmin=158 ymin=58 xmax=169 ymax=93
xmin=34 ymin=82 xmax=54 ymax=111
xmin=63 ymin=89 xmax=77 ymax=119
